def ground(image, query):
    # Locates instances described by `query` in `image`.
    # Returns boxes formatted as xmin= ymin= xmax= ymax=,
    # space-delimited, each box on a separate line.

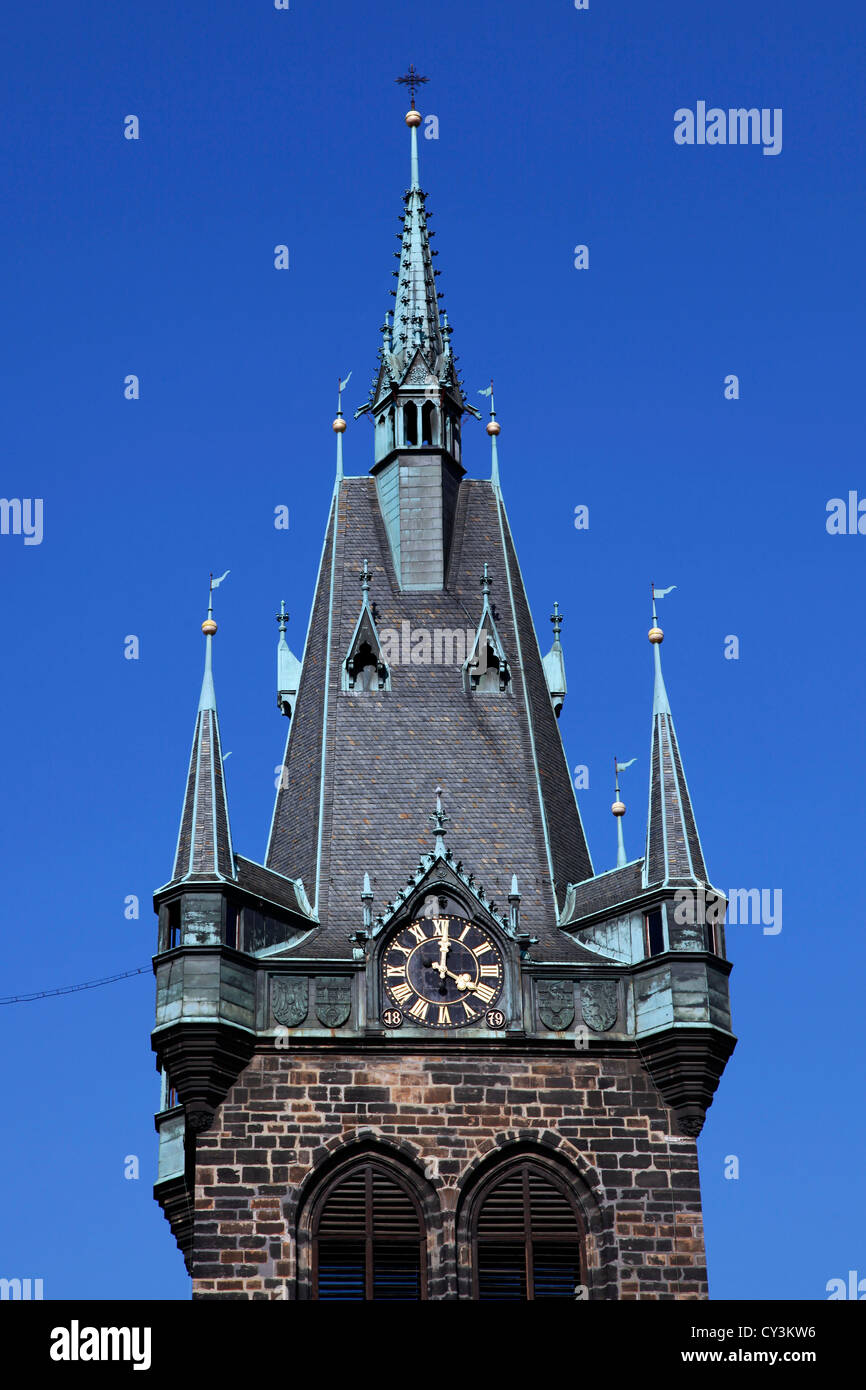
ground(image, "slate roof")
xmin=265 ymin=473 xmax=594 ymax=962
xmin=172 ymin=644 xmax=234 ymax=884
xmin=560 ymin=860 xmax=646 ymax=925
xmin=644 ymin=658 xmax=708 ymax=887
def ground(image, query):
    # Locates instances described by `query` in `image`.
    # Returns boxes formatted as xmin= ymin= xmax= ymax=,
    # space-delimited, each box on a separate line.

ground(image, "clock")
xmin=382 ymin=913 xmax=505 ymax=1028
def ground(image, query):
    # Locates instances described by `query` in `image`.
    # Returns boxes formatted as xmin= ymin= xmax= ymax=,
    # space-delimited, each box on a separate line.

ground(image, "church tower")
xmin=151 ymin=78 xmax=735 ymax=1300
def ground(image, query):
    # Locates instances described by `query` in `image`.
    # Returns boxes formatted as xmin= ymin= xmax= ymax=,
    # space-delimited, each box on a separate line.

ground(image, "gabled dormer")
xmin=342 ymin=560 xmax=391 ymax=692
xmin=463 ymin=563 xmax=511 ymax=692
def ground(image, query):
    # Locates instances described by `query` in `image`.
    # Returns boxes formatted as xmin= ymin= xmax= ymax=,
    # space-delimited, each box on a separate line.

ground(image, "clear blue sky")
xmin=1 ymin=0 xmax=863 ymax=1300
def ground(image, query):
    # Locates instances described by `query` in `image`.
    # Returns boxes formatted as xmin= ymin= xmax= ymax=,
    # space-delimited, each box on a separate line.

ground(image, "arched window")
xmin=421 ymin=400 xmax=436 ymax=445
xmin=403 ymin=401 xmax=418 ymax=446
xmin=312 ymin=1159 xmax=426 ymax=1301
xmin=470 ymin=1159 xmax=584 ymax=1300
xmin=346 ymin=639 xmax=387 ymax=691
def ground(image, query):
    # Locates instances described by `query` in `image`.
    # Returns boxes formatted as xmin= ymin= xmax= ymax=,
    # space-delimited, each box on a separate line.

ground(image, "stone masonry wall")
xmin=190 ymin=1049 xmax=708 ymax=1300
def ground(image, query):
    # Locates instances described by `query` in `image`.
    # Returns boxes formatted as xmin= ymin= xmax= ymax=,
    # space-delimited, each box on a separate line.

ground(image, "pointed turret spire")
xmin=172 ymin=575 xmax=235 ymax=882
xmin=643 ymin=586 xmax=707 ymax=887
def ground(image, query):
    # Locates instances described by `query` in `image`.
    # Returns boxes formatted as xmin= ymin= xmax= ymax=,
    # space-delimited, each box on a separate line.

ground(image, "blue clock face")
xmin=382 ymin=913 xmax=504 ymax=1028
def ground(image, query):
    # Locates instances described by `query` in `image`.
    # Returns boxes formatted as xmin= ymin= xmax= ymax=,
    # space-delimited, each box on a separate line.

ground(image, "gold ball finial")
xmin=332 ymin=416 xmax=347 ymax=433
xmin=486 ymin=419 xmax=501 ymax=436
xmin=405 ymin=108 xmax=422 ymax=127
xmin=202 ymin=618 xmax=217 ymax=636
xmin=611 ymin=800 xmax=626 ymax=817
xmin=648 ymin=625 xmax=664 ymax=644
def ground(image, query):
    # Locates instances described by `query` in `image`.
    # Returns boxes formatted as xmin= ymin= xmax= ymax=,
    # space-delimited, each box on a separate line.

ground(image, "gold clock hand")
xmin=439 ymin=967 xmax=475 ymax=990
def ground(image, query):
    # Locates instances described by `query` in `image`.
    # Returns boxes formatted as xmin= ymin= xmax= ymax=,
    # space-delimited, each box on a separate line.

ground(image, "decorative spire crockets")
xmin=356 ymin=71 xmax=478 ymax=462
xmin=643 ymin=586 xmax=707 ymax=887
xmin=172 ymin=574 xmax=235 ymax=883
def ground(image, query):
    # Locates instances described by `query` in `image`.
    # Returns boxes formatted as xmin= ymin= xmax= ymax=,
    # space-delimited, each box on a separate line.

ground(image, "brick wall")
xmin=191 ymin=1049 xmax=708 ymax=1300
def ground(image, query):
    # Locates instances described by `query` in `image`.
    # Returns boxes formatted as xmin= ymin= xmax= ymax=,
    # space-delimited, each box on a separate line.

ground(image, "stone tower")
xmin=151 ymin=85 xmax=735 ymax=1300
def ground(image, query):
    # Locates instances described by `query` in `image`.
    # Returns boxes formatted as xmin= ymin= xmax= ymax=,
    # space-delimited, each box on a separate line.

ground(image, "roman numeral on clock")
xmin=473 ymin=982 xmax=497 ymax=1004
xmin=386 ymin=964 xmax=406 ymax=978
xmin=408 ymin=997 xmax=429 ymax=1021
xmin=437 ymin=1005 xmax=452 ymax=1025
xmin=479 ymin=964 xmax=499 ymax=978
xmin=391 ymin=982 xmax=412 ymax=1004
xmin=408 ymin=923 xmax=428 ymax=943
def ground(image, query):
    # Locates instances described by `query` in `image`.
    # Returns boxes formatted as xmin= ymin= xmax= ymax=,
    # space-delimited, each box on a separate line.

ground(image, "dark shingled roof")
xmin=265 ymin=473 xmax=594 ymax=961
xmin=645 ymin=709 xmax=707 ymax=886
xmin=172 ymin=704 xmax=234 ymax=883
xmin=234 ymin=856 xmax=313 ymax=918
xmin=561 ymin=860 xmax=646 ymax=924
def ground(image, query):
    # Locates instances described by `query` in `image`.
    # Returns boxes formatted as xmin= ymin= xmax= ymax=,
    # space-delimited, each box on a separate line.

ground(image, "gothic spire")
xmin=391 ymin=70 xmax=443 ymax=362
xmin=643 ymin=586 xmax=707 ymax=887
xmin=356 ymin=73 xmax=476 ymax=440
xmin=171 ymin=575 xmax=235 ymax=882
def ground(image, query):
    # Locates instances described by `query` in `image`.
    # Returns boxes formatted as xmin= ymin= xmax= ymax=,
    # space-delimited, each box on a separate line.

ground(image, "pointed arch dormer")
xmin=463 ymin=563 xmax=511 ymax=693
xmin=342 ymin=559 xmax=391 ymax=693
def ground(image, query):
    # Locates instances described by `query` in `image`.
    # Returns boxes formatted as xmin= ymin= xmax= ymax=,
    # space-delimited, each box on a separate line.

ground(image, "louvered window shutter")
xmin=314 ymin=1162 xmax=425 ymax=1300
xmin=474 ymin=1162 xmax=583 ymax=1300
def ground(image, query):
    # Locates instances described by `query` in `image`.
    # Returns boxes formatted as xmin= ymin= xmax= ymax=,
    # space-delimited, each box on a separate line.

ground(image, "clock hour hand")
xmin=440 ymin=967 xmax=475 ymax=991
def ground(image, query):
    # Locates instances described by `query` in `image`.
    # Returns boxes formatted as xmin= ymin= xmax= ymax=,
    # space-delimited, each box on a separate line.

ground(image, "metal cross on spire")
xmin=395 ymin=64 xmax=428 ymax=109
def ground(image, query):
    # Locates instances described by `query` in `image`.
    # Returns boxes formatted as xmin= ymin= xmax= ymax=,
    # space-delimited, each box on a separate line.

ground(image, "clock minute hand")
xmin=438 ymin=921 xmax=450 ymax=976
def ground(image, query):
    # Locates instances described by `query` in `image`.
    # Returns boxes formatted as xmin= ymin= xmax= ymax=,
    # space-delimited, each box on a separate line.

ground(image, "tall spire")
xmin=172 ymin=575 xmax=235 ymax=882
xmin=356 ymin=70 xmax=477 ymax=454
xmin=643 ymin=586 xmax=707 ymax=887
xmin=392 ymin=74 xmax=442 ymax=363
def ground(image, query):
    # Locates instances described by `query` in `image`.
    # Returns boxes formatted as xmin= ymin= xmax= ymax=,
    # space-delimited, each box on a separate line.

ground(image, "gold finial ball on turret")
xmin=486 ymin=419 xmax=501 ymax=436
xmin=202 ymin=618 xmax=218 ymax=636
xmin=648 ymin=625 xmax=664 ymax=644
xmin=611 ymin=800 xmax=626 ymax=817
xmin=332 ymin=416 xmax=347 ymax=433
xmin=405 ymin=108 xmax=422 ymax=128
